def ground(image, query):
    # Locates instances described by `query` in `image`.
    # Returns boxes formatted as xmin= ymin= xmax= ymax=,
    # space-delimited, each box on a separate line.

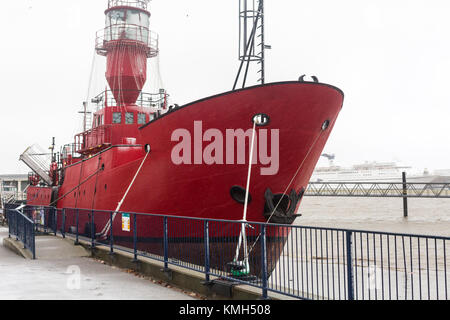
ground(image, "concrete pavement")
xmin=0 ymin=227 xmax=196 ymax=300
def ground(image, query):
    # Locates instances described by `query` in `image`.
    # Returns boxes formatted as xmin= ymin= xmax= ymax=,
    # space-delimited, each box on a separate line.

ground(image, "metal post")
xmin=8 ymin=210 xmax=11 ymax=238
xmin=261 ymin=224 xmax=268 ymax=299
xmin=31 ymin=222 xmax=36 ymax=260
xmin=23 ymin=216 xmax=26 ymax=249
xmin=54 ymin=208 xmax=57 ymax=236
xmin=75 ymin=209 xmax=79 ymax=245
xmin=346 ymin=231 xmax=355 ymax=300
xmin=109 ymin=212 xmax=114 ymax=255
xmin=133 ymin=213 xmax=138 ymax=262
xmin=62 ymin=209 xmax=66 ymax=238
xmin=15 ymin=210 xmax=19 ymax=241
xmin=91 ymin=210 xmax=95 ymax=249
xmin=204 ymin=220 xmax=210 ymax=283
xmin=402 ymin=172 xmax=408 ymax=218
xmin=163 ymin=216 xmax=169 ymax=270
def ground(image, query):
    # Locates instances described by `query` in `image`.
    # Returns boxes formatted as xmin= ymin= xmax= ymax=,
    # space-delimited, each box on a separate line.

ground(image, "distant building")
xmin=0 ymin=174 xmax=28 ymax=202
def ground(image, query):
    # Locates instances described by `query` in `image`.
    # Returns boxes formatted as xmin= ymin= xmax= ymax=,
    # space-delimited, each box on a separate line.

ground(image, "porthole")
xmin=144 ymin=144 xmax=151 ymax=153
xmin=252 ymin=113 xmax=270 ymax=126
xmin=321 ymin=120 xmax=330 ymax=131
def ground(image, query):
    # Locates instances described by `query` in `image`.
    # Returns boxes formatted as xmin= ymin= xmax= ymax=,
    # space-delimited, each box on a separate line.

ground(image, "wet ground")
xmin=0 ymin=227 xmax=196 ymax=300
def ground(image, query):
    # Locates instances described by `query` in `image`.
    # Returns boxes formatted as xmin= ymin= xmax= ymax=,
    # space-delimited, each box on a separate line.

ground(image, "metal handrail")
xmin=75 ymin=124 xmax=113 ymax=154
xmin=108 ymin=0 xmax=149 ymax=10
xmin=7 ymin=208 xmax=36 ymax=259
xmin=22 ymin=205 xmax=450 ymax=300
xmin=91 ymin=90 xmax=169 ymax=109
xmin=95 ymin=24 xmax=159 ymax=58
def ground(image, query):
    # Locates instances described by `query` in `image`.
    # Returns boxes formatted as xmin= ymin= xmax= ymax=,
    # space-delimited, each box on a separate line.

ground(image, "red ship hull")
xmin=28 ymin=81 xmax=343 ymax=275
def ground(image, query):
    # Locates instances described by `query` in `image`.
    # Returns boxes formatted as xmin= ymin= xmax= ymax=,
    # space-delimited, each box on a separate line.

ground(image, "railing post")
xmin=109 ymin=212 xmax=114 ymax=255
xmin=346 ymin=231 xmax=355 ymax=300
xmin=54 ymin=207 xmax=57 ymax=236
xmin=75 ymin=209 xmax=79 ymax=245
xmin=15 ymin=210 xmax=19 ymax=241
xmin=133 ymin=213 xmax=138 ymax=262
xmin=44 ymin=208 xmax=48 ymax=233
xmin=204 ymin=220 xmax=210 ymax=283
xmin=163 ymin=216 xmax=169 ymax=271
xmin=91 ymin=210 xmax=95 ymax=249
xmin=31 ymin=221 xmax=36 ymax=260
xmin=23 ymin=216 xmax=27 ymax=249
xmin=261 ymin=224 xmax=268 ymax=299
xmin=7 ymin=210 xmax=11 ymax=238
xmin=402 ymin=172 xmax=408 ymax=218
xmin=62 ymin=208 xmax=66 ymax=238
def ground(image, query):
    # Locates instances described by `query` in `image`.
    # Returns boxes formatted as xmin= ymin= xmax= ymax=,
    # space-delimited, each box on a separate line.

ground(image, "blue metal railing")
xmin=20 ymin=205 xmax=450 ymax=300
xmin=6 ymin=208 xmax=36 ymax=259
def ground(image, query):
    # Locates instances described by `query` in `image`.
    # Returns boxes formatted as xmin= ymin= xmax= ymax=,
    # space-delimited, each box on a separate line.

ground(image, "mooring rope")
xmin=233 ymin=121 xmax=257 ymax=265
xmin=49 ymin=167 xmax=103 ymax=207
xmin=247 ymin=128 xmax=326 ymax=256
xmin=98 ymin=148 xmax=150 ymax=238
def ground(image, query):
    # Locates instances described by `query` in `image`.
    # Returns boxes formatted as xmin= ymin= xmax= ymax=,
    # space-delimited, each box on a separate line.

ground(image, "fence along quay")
xmin=5 ymin=205 xmax=446 ymax=300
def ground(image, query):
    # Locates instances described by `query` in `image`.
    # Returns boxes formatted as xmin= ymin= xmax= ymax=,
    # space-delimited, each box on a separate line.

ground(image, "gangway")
xmin=19 ymin=145 xmax=52 ymax=186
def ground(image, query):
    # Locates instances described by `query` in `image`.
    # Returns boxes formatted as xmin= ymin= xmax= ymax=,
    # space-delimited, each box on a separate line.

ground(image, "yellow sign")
xmin=122 ymin=213 xmax=130 ymax=232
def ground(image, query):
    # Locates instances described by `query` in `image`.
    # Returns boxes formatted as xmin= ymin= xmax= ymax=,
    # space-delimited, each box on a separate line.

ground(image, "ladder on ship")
xmin=19 ymin=145 xmax=53 ymax=186
xmin=234 ymin=0 xmax=269 ymax=90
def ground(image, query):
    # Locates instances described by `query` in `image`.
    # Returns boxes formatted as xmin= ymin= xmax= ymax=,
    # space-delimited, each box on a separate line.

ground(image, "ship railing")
xmin=60 ymin=143 xmax=81 ymax=158
xmin=108 ymin=0 xmax=149 ymax=10
xmin=21 ymin=205 xmax=450 ymax=300
xmin=6 ymin=208 xmax=36 ymax=259
xmin=75 ymin=125 xmax=113 ymax=154
xmin=95 ymin=24 xmax=159 ymax=58
xmin=91 ymin=90 xmax=169 ymax=109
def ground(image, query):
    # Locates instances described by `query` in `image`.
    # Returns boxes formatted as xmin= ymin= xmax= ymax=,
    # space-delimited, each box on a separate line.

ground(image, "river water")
xmin=263 ymin=197 xmax=450 ymax=299
xmin=296 ymin=197 xmax=450 ymax=237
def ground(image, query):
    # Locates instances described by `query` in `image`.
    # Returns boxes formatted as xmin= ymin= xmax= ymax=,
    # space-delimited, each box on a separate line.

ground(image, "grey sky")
xmin=1 ymin=0 xmax=449 ymax=174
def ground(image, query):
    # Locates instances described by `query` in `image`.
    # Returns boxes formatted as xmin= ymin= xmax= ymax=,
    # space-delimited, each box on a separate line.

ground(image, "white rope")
xmin=98 ymin=148 xmax=150 ymax=238
xmin=233 ymin=121 xmax=257 ymax=264
xmin=266 ymin=130 xmax=324 ymax=222
xmin=247 ymin=129 xmax=325 ymax=256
